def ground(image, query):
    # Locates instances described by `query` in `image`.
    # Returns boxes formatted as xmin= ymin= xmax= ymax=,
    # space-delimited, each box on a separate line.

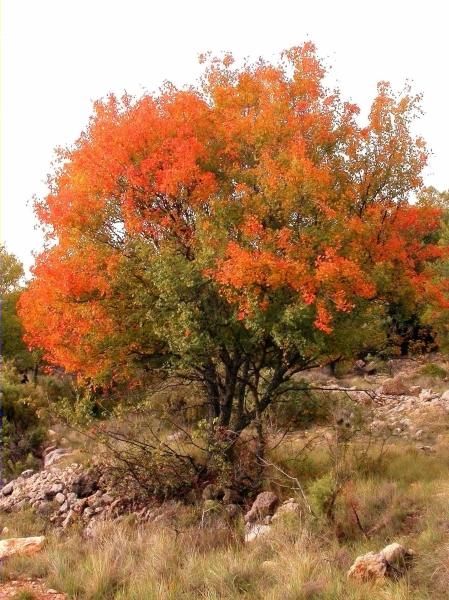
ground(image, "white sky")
xmin=2 ymin=0 xmax=448 ymax=272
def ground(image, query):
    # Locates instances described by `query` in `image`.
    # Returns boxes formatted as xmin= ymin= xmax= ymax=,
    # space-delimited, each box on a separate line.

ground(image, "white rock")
xmin=0 ymin=536 xmax=45 ymax=559
xmin=244 ymin=523 xmax=272 ymax=542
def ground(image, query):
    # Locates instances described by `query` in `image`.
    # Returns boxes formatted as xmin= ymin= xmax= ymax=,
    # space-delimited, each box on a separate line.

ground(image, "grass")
xmin=12 ymin=592 xmax=37 ymax=600
xmin=3 ymin=435 xmax=449 ymax=599
xmin=3 ymin=358 xmax=449 ymax=599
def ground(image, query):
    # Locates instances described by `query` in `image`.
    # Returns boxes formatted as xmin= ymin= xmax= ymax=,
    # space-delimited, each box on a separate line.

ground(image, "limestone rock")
xmin=272 ymin=498 xmax=300 ymax=521
xmin=409 ymin=385 xmax=422 ymax=397
xmin=347 ymin=551 xmax=388 ymax=581
xmin=44 ymin=448 xmax=72 ymax=468
xmin=244 ymin=491 xmax=278 ymax=523
xmin=20 ymin=469 xmax=34 ymax=479
xmin=0 ymin=536 xmax=45 ymax=559
xmin=1 ymin=482 xmax=14 ymax=496
xmin=381 ymin=542 xmax=413 ymax=564
xmin=380 ymin=378 xmax=409 ymax=396
xmin=244 ymin=523 xmax=271 ymax=542
xmin=440 ymin=390 xmax=449 ymax=402
xmin=347 ymin=543 xmax=413 ymax=581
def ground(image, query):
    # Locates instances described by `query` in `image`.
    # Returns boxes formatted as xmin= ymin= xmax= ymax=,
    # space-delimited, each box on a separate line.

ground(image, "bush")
xmin=268 ymin=388 xmax=331 ymax=429
xmin=419 ymin=363 xmax=447 ymax=379
xmin=0 ymin=363 xmax=47 ymax=478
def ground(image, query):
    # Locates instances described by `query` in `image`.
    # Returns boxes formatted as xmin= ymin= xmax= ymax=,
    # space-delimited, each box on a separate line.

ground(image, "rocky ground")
xmin=0 ymin=579 xmax=66 ymax=599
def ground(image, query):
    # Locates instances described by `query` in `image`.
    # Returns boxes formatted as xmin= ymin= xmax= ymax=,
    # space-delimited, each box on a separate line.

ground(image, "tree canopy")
xmin=19 ymin=43 xmax=449 ymax=433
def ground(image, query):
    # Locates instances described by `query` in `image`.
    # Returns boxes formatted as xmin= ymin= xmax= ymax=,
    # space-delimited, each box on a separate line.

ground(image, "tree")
xmin=1 ymin=246 xmax=34 ymax=368
xmin=416 ymin=187 xmax=449 ymax=350
xmin=0 ymin=245 xmax=23 ymax=296
xmin=19 ymin=44 xmax=447 ymax=441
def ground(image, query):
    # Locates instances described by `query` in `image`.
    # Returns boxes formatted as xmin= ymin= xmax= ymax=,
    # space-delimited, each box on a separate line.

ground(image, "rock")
xmin=347 ymin=543 xmax=413 ymax=581
xmin=0 ymin=536 xmax=45 ymax=559
xmin=419 ymin=388 xmax=436 ymax=402
xmin=244 ymin=491 xmax=279 ymax=523
xmin=202 ymin=484 xmax=223 ymax=501
xmin=55 ymin=493 xmax=66 ymax=505
xmin=44 ymin=448 xmax=72 ymax=468
xmin=354 ymin=359 xmax=366 ymax=373
xmin=364 ymin=361 xmax=377 ymax=375
xmin=380 ymin=378 xmax=409 ymax=396
xmin=440 ymin=390 xmax=449 ymax=402
xmin=73 ymin=498 xmax=89 ymax=514
xmin=409 ymin=385 xmax=422 ymax=397
xmin=244 ymin=523 xmax=271 ymax=542
xmin=1 ymin=482 xmax=14 ymax=496
xmin=272 ymin=498 xmax=300 ymax=521
xmin=418 ymin=445 xmax=436 ymax=454
xmin=66 ymin=492 xmax=77 ymax=505
xmin=20 ymin=469 xmax=34 ymax=479
xmin=347 ymin=551 xmax=388 ymax=581
xmin=381 ymin=542 xmax=413 ymax=564
xmin=61 ymin=510 xmax=75 ymax=529
xmin=45 ymin=483 xmax=64 ymax=500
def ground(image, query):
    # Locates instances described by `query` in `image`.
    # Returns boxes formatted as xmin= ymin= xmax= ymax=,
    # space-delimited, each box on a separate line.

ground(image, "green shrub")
xmin=12 ymin=592 xmax=37 ymax=600
xmin=308 ymin=473 xmax=337 ymax=519
xmin=419 ymin=363 xmax=447 ymax=379
xmin=1 ymin=363 xmax=47 ymax=478
xmin=269 ymin=388 xmax=331 ymax=429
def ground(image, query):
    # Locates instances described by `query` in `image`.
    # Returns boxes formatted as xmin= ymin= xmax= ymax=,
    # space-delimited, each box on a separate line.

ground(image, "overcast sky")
xmin=2 ymin=0 xmax=448 ymax=272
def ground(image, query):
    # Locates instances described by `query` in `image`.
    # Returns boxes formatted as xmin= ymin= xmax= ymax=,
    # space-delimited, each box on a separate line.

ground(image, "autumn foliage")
xmin=19 ymin=44 xmax=448 ymax=431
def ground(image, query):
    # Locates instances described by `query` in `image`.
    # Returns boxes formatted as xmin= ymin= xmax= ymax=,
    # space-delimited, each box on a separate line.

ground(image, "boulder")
xmin=244 ymin=491 xmax=279 ymax=523
xmin=44 ymin=483 xmax=64 ymax=500
xmin=55 ymin=492 xmax=66 ymax=505
xmin=347 ymin=543 xmax=413 ymax=581
xmin=1 ymin=482 xmax=14 ymax=496
xmin=380 ymin=378 xmax=409 ymax=396
xmin=271 ymin=498 xmax=300 ymax=521
xmin=409 ymin=385 xmax=422 ymax=397
xmin=20 ymin=469 xmax=34 ymax=479
xmin=347 ymin=551 xmax=388 ymax=581
xmin=44 ymin=448 xmax=72 ymax=468
xmin=381 ymin=542 xmax=413 ymax=564
xmin=440 ymin=390 xmax=449 ymax=402
xmin=0 ymin=536 xmax=45 ymax=559
xmin=244 ymin=523 xmax=272 ymax=543
xmin=364 ymin=361 xmax=377 ymax=375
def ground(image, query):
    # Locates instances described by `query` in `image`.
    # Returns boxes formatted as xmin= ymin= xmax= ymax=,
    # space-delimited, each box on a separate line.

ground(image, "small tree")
xmin=19 ymin=44 xmax=447 ymax=443
xmin=1 ymin=246 xmax=35 ymax=369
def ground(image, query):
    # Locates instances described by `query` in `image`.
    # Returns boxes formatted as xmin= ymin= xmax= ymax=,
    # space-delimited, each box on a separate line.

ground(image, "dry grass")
xmin=3 ymin=434 xmax=449 ymax=599
xmin=4 ymin=358 xmax=449 ymax=599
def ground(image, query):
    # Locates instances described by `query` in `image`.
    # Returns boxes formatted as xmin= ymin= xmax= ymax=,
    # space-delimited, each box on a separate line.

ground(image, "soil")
xmin=0 ymin=579 xmax=66 ymax=599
